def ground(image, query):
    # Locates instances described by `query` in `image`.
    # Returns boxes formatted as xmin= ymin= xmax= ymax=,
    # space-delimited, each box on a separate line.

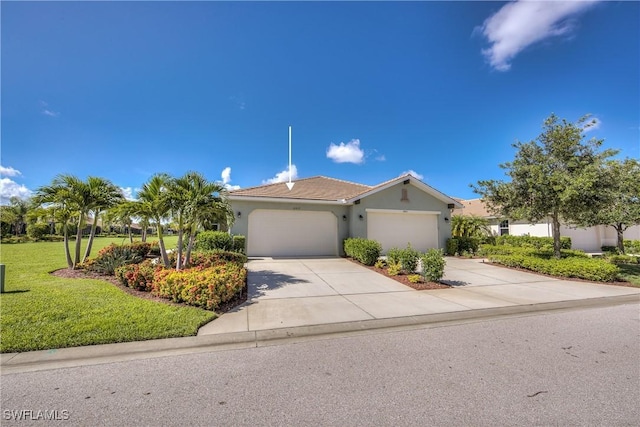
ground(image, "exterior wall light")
xmin=444 ymin=217 xmax=449 ymax=222
xmin=237 ymin=212 xmax=241 ymax=218
xmin=342 ymin=215 xmax=347 ymax=221
xmin=359 ymin=214 xmax=364 ymax=220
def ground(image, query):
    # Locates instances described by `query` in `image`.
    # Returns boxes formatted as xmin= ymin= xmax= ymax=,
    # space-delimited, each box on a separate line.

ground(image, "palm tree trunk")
xmin=175 ymin=216 xmax=184 ymax=270
xmin=74 ymin=213 xmax=85 ymax=269
xmin=82 ymin=212 xmax=100 ymax=263
xmin=128 ymin=223 xmax=133 ymax=244
xmin=63 ymin=222 xmax=73 ymax=269
xmin=185 ymin=226 xmax=196 ymax=267
xmin=156 ymin=222 xmax=170 ymax=268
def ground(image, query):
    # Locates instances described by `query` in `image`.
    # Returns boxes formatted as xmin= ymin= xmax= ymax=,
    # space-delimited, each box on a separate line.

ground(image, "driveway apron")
xmin=198 ymin=257 xmax=640 ymax=335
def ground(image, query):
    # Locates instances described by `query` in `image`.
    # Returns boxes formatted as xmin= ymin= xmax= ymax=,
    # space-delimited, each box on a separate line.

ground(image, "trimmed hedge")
xmin=152 ymin=263 xmax=247 ymax=310
xmin=232 ymin=235 xmax=246 ymax=253
xmin=344 ymin=238 xmax=382 ymax=266
xmin=488 ymin=253 xmax=619 ymax=282
xmin=195 ymin=231 xmax=233 ymax=251
xmin=624 ymin=240 xmax=640 ymax=255
xmin=168 ymin=250 xmax=247 ymax=269
xmin=495 ymin=235 xmax=572 ymax=250
xmin=607 ymin=254 xmax=639 ymax=265
xmin=478 ymin=244 xmax=588 ymax=259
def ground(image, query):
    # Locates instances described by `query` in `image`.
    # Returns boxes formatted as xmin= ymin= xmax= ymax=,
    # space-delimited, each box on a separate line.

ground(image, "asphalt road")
xmin=2 ymin=304 xmax=639 ymax=426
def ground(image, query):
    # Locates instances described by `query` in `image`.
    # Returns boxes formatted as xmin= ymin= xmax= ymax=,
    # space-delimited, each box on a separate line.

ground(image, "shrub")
xmin=488 ymin=253 xmax=619 ymax=282
xmin=420 ymin=249 xmax=446 ymax=282
xmin=195 ymin=231 xmax=233 ymax=251
xmin=386 ymin=245 xmax=420 ymax=273
xmin=601 ymin=245 xmax=619 ymax=254
xmin=27 ymin=223 xmax=51 ymax=241
xmin=115 ymin=260 xmax=159 ymax=291
xmin=374 ymin=259 xmax=387 ymax=269
xmin=232 ymin=235 xmax=246 ymax=253
xmin=407 ymin=274 xmax=422 ymax=284
xmin=398 ymin=244 xmax=420 ymax=273
xmin=343 ymin=238 xmax=382 ymax=266
xmin=85 ymin=243 xmax=150 ymax=275
xmin=624 ymin=240 xmax=640 ymax=255
xmin=387 ymin=261 xmax=401 ymax=276
xmin=457 ymin=237 xmax=480 ymax=254
xmin=168 ymin=250 xmax=247 ymax=269
xmin=149 ymin=241 xmax=160 ymax=256
xmin=152 ymin=263 xmax=247 ymax=310
xmin=607 ymin=254 xmax=639 ymax=265
xmin=446 ymin=238 xmax=459 ymax=256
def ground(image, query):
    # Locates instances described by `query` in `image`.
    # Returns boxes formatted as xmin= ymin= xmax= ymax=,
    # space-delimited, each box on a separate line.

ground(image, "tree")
xmin=451 ymin=215 xmax=490 ymax=238
xmin=137 ymin=174 xmax=173 ymax=267
xmin=82 ymin=177 xmax=124 ymax=263
xmin=473 ymin=114 xmax=616 ymax=258
xmin=3 ymin=197 xmax=29 ymax=236
xmin=34 ymin=176 xmax=82 ymax=268
xmin=577 ymin=158 xmax=640 ymax=254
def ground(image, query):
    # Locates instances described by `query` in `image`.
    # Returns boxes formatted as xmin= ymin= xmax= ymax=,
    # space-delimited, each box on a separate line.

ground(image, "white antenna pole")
xmin=286 ymin=125 xmax=295 ymax=190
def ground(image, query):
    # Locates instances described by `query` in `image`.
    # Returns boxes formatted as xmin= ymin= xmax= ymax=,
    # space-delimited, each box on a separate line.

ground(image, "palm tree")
xmin=4 ymin=197 xmax=29 ymax=236
xmin=137 ymin=174 xmax=173 ymax=267
xmin=34 ymin=176 xmax=83 ymax=269
xmin=181 ymin=172 xmax=234 ymax=268
xmin=82 ymin=177 xmax=124 ymax=263
xmin=451 ymin=215 xmax=491 ymax=238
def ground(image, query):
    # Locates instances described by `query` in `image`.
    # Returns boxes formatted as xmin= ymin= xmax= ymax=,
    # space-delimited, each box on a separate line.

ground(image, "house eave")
xmin=228 ymin=195 xmax=352 ymax=205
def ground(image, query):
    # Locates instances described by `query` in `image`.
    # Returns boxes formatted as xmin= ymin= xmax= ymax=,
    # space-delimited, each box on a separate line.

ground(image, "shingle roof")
xmin=229 ymin=176 xmax=372 ymax=201
xmin=452 ymin=198 xmax=495 ymax=217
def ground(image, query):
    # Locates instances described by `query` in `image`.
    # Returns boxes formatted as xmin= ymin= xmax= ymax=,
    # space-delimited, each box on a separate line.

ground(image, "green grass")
xmin=617 ymin=263 xmax=640 ymax=286
xmin=0 ymin=236 xmax=216 ymax=353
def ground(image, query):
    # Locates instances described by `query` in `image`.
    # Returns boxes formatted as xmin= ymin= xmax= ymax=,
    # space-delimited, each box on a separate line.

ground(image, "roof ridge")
xmin=315 ymin=175 xmax=372 ymax=188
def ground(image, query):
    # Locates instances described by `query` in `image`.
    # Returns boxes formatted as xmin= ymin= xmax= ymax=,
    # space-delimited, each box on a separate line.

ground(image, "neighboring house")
xmin=229 ymin=174 xmax=462 ymax=257
xmin=453 ymin=198 xmax=640 ymax=252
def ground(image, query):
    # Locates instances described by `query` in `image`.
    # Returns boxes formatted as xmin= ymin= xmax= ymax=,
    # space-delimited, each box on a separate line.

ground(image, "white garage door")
xmin=367 ymin=210 xmax=439 ymax=254
xmin=248 ymin=209 xmax=338 ymax=257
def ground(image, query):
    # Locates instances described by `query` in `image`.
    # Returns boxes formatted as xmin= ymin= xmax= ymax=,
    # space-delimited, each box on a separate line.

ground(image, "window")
xmin=499 ymin=220 xmax=509 ymax=235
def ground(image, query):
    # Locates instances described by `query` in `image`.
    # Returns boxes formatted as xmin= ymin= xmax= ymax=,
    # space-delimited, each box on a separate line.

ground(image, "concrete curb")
xmin=2 ymin=294 xmax=638 ymax=375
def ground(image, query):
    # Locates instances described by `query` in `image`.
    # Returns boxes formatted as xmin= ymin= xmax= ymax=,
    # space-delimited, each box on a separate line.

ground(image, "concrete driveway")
xmin=198 ymin=257 xmax=640 ymax=336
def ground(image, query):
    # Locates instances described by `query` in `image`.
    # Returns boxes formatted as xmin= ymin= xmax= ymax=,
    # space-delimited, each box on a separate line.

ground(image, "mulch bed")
xmin=345 ymin=258 xmax=450 ymax=290
xmin=50 ymin=268 xmax=248 ymax=313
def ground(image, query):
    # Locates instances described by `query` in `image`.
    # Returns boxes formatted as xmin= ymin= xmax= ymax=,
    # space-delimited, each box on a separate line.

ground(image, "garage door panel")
xmin=248 ymin=210 xmax=338 ymax=257
xmin=367 ymin=211 xmax=438 ymax=254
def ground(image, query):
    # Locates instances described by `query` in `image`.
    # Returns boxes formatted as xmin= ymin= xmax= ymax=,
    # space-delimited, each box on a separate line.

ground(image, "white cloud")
xmin=0 ymin=166 xmax=22 ymax=177
xmin=39 ymin=100 xmax=60 ymax=117
xmin=479 ymin=0 xmax=600 ymax=71
xmin=263 ymin=164 xmax=298 ymax=184
xmin=0 ymin=178 xmax=32 ymax=204
xmin=402 ymin=170 xmax=424 ymax=180
xmin=220 ymin=166 xmax=240 ymax=190
xmin=583 ymin=117 xmax=601 ymax=132
xmin=120 ymin=187 xmax=138 ymax=201
xmin=326 ymin=139 xmax=365 ymax=164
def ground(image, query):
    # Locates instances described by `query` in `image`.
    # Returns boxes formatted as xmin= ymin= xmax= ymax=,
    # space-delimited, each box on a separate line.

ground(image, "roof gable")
xmin=229 ymin=176 xmax=371 ymax=202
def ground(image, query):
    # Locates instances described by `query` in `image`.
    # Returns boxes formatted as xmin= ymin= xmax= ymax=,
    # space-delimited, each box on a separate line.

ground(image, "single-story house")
xmin=228 ymin=174 xmax=463 ymax=257
xmin=453 ymin=198 xmax=640 ymax=252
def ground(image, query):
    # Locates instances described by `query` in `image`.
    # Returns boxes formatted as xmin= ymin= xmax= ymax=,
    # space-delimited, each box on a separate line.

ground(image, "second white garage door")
xmin=367 ymin=209 xmax=439 ymax=254
xmin=247 ymin=209 xmax=338 ymax=257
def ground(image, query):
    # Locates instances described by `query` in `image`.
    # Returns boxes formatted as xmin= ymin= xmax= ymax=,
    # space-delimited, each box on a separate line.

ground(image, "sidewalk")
xmin=2 ymin=258 xmax=639 ymax=374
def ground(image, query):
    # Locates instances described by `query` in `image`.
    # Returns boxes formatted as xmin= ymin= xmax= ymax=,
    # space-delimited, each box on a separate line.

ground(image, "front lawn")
xmin=0 ymin=236 xmax=216 ymax=353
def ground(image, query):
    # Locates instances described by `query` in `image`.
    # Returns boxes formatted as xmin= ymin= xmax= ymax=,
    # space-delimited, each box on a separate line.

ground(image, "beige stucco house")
xmin=454 ymin=198 xmax=640 ymax=252
xmin=228 ymin=174 xmax=462 ymax=257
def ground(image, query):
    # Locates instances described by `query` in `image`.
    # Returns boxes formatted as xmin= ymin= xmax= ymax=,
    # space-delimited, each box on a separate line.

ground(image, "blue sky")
xmin=1 ymin=1 xmax=638 ymax=203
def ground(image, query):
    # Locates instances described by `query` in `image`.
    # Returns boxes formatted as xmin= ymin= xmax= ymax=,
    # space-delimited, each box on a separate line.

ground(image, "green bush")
xmin=495 ymin=235 xmax=571 ymax=250
xmin=420 ymin=249 xmax=446 ymax=282
xmin=446 ymin=238 xmax=459 ymax=256
xmin=601 ymin=245 xmax=619 ymax=254
xmin=195 ymin=231 xmax=233 ymax=251
xmin=152 ymin=263 xmax=247 ymax=310
xmin=457 ymin=236 xmax=480 ymax=254
xmin=607 ymin=254 xmax=639 ymax=265
xmin=168 ymin=249 xmax=247 ymax=269
xmin=232 ymin=235 xmax=246 ymax=253
xmin=344 ymin=238 xmax=382 ymax=266
xmin=398 ymin=244 xmax=420 ymax=273
xmin=488 ymin=253 xmax=619 ymax=282
xmin=84 ymin=243 xmax=151 ymax=275
xmin=27 ymin=223 xmax=51 ymax=241
xmin=624 ymin=240 xmax=640 ymax=255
